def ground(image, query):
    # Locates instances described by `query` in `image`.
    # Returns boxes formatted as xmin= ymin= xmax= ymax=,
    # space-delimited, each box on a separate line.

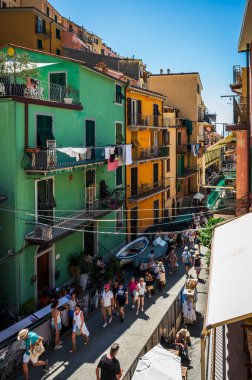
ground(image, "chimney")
xmin=167 ymin=69 xmax=170 ymax=74
xmin=160 ymin=69 xmax=163 ymax=75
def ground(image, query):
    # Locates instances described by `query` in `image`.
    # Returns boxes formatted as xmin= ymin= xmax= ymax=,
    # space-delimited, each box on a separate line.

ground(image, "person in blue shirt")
xmin=17 ymin=329 xmax=48 ymax=380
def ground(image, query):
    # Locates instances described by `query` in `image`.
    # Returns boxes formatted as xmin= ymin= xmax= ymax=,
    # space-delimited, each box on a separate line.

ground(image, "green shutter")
xmin=37 ymin=115 xmax=54 ymax=147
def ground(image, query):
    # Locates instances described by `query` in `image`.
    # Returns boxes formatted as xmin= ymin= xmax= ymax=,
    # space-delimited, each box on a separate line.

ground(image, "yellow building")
xmin=0 ymin=5 xmax=63 ymax=55
xmin=126 ymin=86 xmax=169 ymax=239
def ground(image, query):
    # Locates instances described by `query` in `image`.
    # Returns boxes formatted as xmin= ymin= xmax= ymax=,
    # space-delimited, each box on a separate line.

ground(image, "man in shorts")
xmin=96 ymin=342 xmax=122 ymax=380
xmin=100 ymin=284 xmax=114 ymax=328
xmin=115 ymin=282 xmax=128 ymax=322
xmin=182 ymin=246 xmax=192 ymax=278
xmin=17 ymin=329 xmax=48 ymax=380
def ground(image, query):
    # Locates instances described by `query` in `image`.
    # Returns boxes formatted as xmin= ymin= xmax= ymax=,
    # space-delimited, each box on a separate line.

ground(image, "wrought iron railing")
xmin=128 ymin=178 xmax=167 ymax=199
xmin=132 ymin=146 xmax=169 ymax=161
xmin=35 ymin=24 xmax=51 ymax=38
xmin=0 ymin=77 xmax=80 ymax=104
xmin=22 ymin=146 xmax=105 ymax=172
xmin=127 ymin=113 xmax=164 ymax=128
xmin=177 ymin=166 xmax=198 ymax=179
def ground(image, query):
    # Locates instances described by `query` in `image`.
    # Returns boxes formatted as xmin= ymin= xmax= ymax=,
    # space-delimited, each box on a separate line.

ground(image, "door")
xmin=131 ymin=167 xmax=138 ymax=196
xmin=84 ymin=224 xmax=95 ymax=256
xmin=37 ymin=179 xmax=55 ymax=224
xmin=153 ymin=200 xmax=159 ymax=224
xmin=49 ymin=72 xmax=66 ymax=101
xmin=85 ymin=120 xmax=95 ymax=159
xmin=153 ymin=163 xmax=159 ymax=188
xmin=153 ymin=104 xmax=159 ymax=127
xmin=130 ymin=208 xmax=138 ymax=241
xmin=86 ymin=169 xmax=96 ymax=208
xmin=36 ymin=115 xmax=54 ymax=148
xmin=37 ymin=251 xmax=50 ymax=299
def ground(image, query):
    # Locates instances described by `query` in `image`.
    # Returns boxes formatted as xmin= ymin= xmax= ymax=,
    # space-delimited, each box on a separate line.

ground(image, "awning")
xmin=132 ymin=344 xmax=182 ymax=380
xmin=206 ymin=134 xmax=236 ymax=152
xmin=3 ymin=62 xmax=57 ymax=74
xmin=203 ymin=134 xmax=236 ymax=169
xmin=205 ymin=212 xmax=252 ymax=330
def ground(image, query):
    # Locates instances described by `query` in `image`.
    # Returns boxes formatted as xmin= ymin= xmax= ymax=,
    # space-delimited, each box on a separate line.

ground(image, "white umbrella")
xmin=1 ymin=62 xmax=57 ymax=74
xmin=193 ymin=192 xmax=205 ymax=201
xmin=132 ymin=344 xmax=182 ymax=380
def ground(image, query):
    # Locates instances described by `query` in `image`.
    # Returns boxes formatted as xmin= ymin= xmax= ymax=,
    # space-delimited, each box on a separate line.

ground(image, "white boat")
xmin=116 ymin=237 xmax=149 ymax=266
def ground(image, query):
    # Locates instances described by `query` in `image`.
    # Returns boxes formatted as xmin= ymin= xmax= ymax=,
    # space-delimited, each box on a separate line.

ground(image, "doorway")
xmin=36 ymin=248 xmax=54 ymax=302
xmin=84 ymin=223 xmax=95 ymax=256
xmin=130 ymin=207 xmax=138 ymax=241
xmin=85 ymin=120 xmax=96 ymax=159
xmin=49 ymin=72 xmax=66 ymax=102
xmin=153 ymin=163 xmax=159 ymax=188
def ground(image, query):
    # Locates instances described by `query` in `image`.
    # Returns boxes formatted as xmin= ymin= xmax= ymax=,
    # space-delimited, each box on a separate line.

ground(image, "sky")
xmin=50 ymin=0 xmax=246 ymax=133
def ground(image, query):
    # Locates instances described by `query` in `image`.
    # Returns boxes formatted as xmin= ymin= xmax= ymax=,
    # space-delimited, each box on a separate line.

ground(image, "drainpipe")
xmin=246 ymin=43 xmax=251 ymax=211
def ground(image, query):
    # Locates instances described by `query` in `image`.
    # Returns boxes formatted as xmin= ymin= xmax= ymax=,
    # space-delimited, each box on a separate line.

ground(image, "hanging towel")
xmin=125 ymin=144 xmax=132 ymax=165
xmin=105 ymin=147 xmax=110 ymax=159
xmin=109 ymin=147 xmax=115 ymax=155
xmin=107 ymin=159 xmax=119 ymax=171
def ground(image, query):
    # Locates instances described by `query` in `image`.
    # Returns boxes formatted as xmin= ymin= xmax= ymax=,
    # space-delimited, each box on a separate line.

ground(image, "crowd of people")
xmin=16 ymin=210 xmax=208 ymax=380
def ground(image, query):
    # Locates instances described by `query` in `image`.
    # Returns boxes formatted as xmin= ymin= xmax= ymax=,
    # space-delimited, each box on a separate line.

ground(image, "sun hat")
xmin=17 ymin=328 xmax=29 ymax=340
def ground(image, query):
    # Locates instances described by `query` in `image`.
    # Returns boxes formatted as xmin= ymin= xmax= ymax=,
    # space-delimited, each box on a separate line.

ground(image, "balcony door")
xmin=153 ymin=104 xmax=159 ymax=127
xmin=127 ymin=99 xmax=141 ymax=125
xmin=49 ymin=72 xmax=66 ymax=102
xmin=36 ymin=115 xmax=54 ymax=148
xmin=36 ymin=179 xmax=56 ymax=224
xmin=131 ymin=167 xmax=138 ymax=196
xmin=153 ymin=163 xmax=159 ymax=188
xmin=84 ymin=223 xmax=95 ymax=256
xmin=36 ymin=247 xmax=54 ymax=303
xmin=85 ymin=120 xmax=96 ymax=159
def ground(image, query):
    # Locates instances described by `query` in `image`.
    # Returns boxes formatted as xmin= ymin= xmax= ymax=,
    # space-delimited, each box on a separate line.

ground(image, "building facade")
xmin=125 ymin=86 xmax=169 ymax=238
xmin=0 ymin=44 xmax=127 ymax=308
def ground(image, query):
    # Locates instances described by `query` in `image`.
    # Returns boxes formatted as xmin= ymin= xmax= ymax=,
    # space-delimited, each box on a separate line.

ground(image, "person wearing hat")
xmin=100 ymin=284 xmax=114 ymax=328
xmin=17 ymin=328 xmax=48 ymax=380
xmin=182 ymin=246 xmax=192 ymax=278
xmin=193 ymin=251 xmax=202 ymax=279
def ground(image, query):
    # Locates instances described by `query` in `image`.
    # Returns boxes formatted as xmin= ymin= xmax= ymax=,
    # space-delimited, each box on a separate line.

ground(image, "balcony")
xmin=132 ymin=146 xmax=169 ymax=162
xmin=127 ymin=113 xmax=167 ymax=129
xmin=25 ymin=198 xmax=124 ymax=244
xmin=177 ymin=166 xmax=198 ymax=179
xmin=22 ymin=147 xmax=103 ymax=174
xmin=35 ymin=24 xmax=51 ymax=38
xmin=0 ymin=77 xmax=81 ymax=106
xmin=127 ymin=179 xmax=168 ymax=203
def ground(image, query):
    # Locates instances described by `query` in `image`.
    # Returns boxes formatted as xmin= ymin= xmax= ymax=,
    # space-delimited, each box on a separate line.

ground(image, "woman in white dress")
xmin=135 ymin=278 xmax=146 ymax=316
xmin=70 ymin=305 xmax=89 ymax=352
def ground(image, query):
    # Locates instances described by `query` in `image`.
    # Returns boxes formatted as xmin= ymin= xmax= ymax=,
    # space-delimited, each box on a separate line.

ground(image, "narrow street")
xmin=14 ymin=247 xmax=208 ymax=380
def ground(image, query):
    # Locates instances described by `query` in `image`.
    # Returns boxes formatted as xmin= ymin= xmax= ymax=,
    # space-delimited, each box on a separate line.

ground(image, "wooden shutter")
xmin=127 ymin=98 xmax=132 ymax=125
xmin=137 ymin=100 xmax=142 ymax=125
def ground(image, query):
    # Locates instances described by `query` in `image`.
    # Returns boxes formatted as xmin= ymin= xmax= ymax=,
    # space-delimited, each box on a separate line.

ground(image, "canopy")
xmin=193 ymin=192 xmax=205 ymax=201
xmin=206 ymin=134 xmax=236 ymax=152
xmin=205 ymin=212 xmax=252 ymax=329
xmin=203 ymin=134 xmax=236 ymax=169
xmin=132 ymin=344 xmax=182 ymax=380
xmin=2 ymin=62 xmax=57 ymax=74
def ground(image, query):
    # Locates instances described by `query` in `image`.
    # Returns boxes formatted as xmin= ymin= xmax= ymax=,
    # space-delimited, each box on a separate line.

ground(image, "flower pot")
xmin=79 ymin=273 xmax=89 ymax=291
xmin=64 ymin=97 xmax=73 ymax=104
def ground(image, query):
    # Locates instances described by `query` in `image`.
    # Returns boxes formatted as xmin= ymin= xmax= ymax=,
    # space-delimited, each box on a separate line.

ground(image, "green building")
xmin=0 ymin=44 xmax=127 ymax=308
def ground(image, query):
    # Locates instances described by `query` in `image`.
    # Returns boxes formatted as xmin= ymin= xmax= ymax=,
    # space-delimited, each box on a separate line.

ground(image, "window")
xmin=167 ymin=188 xmax=170 ymax=199
xmin=197 ymin=83 xmax=200 ymax=94
xmin=56 ymin=28 xmax=61 ymax=39
xmin=116 ymin=208 xmax=123 ymax=231
xmin=177 ymin=131 xmax=181 ymax=145
xmin=36 ymin=115 xmax=54 ymax=148
xmin=166 ymin=158 xmax=170 ymax=172
xmin=37 ymin=39 xmax=43 ymax=50
xmin=116 ymin=122 xmax=123 ymax=144
xmin=177 ymin=180 xmax=182 ymax=193
xmin=116 ymin=166 xmax=123 ymax=187
xmin=1 ymin=1 xmax=7 ymax=7
xmin=54 ymin=15 xmax=58 ymax=22
xmin=46 ymin=6 xmax=50 ymax=16
xmin=115 ymin=84 xmax=122 ymax=104
xmin=56 ymin=49 xmax=61 ymax=56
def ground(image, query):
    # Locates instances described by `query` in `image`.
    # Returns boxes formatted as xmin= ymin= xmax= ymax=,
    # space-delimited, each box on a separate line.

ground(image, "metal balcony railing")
xmin=127 ymin=113 xmax=164 ymax=128
xmin=177 ymin=166 xmax=198 ymax=179
xmin=22 ymin=147 xmax=105 ymax=173
xmin=25 ymin=198 xmax=124 ymax=244
xmin=128 ymin=178 xmax=167 ymax=201
xmin=35 ymin=24 xmax=51 ymax=38
xmin=0 ymin=77 xmax=80 ymax=105
xmin=132 ymin=146 xmax=169 ymax=161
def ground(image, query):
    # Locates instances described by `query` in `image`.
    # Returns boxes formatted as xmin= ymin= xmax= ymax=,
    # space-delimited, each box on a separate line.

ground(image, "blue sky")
xmin=51 ymin=0 xmax=246 ymax=131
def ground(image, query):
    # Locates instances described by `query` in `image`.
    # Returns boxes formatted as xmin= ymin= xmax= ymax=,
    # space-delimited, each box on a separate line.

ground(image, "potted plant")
xmin=64 ymin=84 xmax=78 ymax=104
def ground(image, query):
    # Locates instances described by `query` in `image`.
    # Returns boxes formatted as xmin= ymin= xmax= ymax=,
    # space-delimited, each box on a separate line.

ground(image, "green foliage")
xmin=0 ymin=51 xmax=40 ymax=82
xmin=199 ymin=217 xmax=225 ymax=267
xmin=67 ymin=251 xmax=82 ymax=271
xmin=20 ymin=298 xmax=36 ymax=316
xmin=104 ymin=256 xmax=121 ymax=281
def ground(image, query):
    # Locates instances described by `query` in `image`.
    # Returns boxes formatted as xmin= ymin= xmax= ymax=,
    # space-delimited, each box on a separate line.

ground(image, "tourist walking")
xmin=182 ymin=247 xmax=192 ymax=278
xmin=128 ymin=276 xmax=138 ymax=308
xmin=157 ymin=260 xmax=166 ymax=291
xmin=17 ymin=328 xmax=48 ymax=380
xmin=68 ymin=292 xmax=78 ymax=322
xmin=145 ymin=270 xmax=154 ymax=298
xmin=70 ymin=305 xmax=89 ymax=352
xmin=135 ymin=278 xmax=146 ymax=315
xmin=115 ymin=282 xmax=128 ymax=322
xmin=96 ymin=342 xmax=122 ymax=380
xmin=51 ymin=299 xmax=62 ymax=349
xmin=193 ymin=251 xmax=203 ymax=279
xmin=100 ymin=284 xmax=114 ymax=328
xmin=167 ymin=249 xmax=178 ymax=274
